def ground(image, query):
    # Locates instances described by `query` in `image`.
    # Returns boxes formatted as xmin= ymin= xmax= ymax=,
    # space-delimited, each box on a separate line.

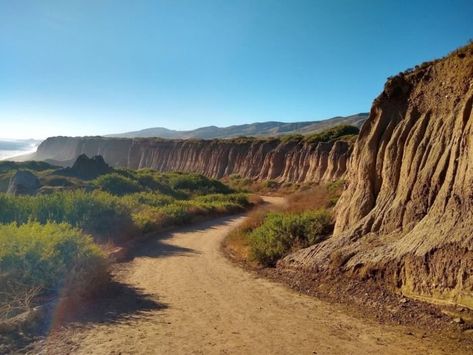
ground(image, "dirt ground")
xmin=29 ymin=198 xmax=468 ymax=354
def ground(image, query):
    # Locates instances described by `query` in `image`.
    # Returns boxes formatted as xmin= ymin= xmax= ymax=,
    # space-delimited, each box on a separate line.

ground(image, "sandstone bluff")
xmin=281 ymin=43 xmax=473 ymax=309
xmin=34 ymin=137 xmax=352 ymax=184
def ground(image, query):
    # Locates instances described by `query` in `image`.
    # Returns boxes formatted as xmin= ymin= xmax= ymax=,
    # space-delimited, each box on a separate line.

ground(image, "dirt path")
xmin=32 ymin=198 xmax=460 ymax=354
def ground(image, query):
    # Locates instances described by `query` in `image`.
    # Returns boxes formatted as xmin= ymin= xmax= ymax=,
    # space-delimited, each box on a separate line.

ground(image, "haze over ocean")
xmin=0 ymin=139 xmax=39 ymax=160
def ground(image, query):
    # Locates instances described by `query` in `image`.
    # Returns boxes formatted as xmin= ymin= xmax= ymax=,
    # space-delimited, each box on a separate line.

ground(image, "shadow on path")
xmin=8 ymin=281 xmax=167 ymax=354
xmin=125 ymin=214 xmax=244 ymax=260
xmin=38 ymin=281 xmax=167 ymax=333
xmin=49 ymin=215 xmax=245 ymax=327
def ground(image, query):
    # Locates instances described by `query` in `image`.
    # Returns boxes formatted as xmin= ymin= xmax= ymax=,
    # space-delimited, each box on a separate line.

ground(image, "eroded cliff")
xmin=34 ymin=136 xmax=352 ymax=184
xmin=281 ymin=43 xmax=473 ymax=308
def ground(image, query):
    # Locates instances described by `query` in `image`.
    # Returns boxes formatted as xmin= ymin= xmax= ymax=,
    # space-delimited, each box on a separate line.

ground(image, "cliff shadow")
xmin=41 ymin=280 xmax=167 ymax=331
xmin=126 ymin=214 xmax=245 ymax=260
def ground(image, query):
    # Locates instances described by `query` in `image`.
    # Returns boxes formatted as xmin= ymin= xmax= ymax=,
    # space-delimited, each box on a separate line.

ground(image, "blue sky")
xmin=0 ymin=0 xmax=471 ymax=139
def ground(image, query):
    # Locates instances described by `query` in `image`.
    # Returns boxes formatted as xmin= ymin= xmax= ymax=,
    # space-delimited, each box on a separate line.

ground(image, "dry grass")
xmin=223 ymin=205 xmax=270 ymax=263
xmin=223 ymin=181 xmax=345 ymax=264
xmin=279 ymin=180 xmax=344 ymax=213
xmin=0 ymin=283 xmax=41 ymax=320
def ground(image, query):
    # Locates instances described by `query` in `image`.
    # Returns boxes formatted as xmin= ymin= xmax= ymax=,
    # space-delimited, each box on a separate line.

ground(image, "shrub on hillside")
xmin=280 ymin=134 xmax=303 ymax=143
xmin=168 ymin=173 xmax=233 ymax=194
xmin=93 ymin=173 xmax=143 ymax=195
xmin=121 ymin=192 xmax=174 ymax=209
xmin=135 ymin=173 xmax=182 ymax=197
xmin=100 ymin=170 xmax=233 ymax=197
xmin=40 ymin=175 xmax=76 ymax=187
xmin=0 ymin=222 xmax=107 ymax=318
xmin=195 ymin=193 xmax=250 ymax=207
xmin=0 ymin=191 xmax=135 ymax=241
xmin=248 ymin=210 xmax=332 ymax=266
xmin=0 ymin=161 xmax=57 ymax=173
xmin=131 ymin=206 xmax=169 ymax=233
xmin=304 ymin=125 xmax=359 ymax=144
xmin=131 ymin=193 xmax=251 ymax=232
xmin=263 ymin=180 xmax=279 ymax=190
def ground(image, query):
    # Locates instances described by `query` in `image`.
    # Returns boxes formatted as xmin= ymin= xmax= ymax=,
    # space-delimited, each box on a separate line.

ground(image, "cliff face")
xmin=281 ymin=44 xmax=473 ymax=308
xmin=35 ymin=137 xmax=352 ymax=184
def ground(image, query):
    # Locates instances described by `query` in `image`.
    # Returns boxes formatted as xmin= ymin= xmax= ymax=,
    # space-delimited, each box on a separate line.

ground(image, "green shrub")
xmin=279 ymin=134 xmax=304 ymax=143
xmin=93 ymin=173 xmax=143 ymax=195
xmin=0 ymin=191 xmax=135 ymax=241
xmin=125 ymin=170 xmax=186 ymax=198
xmin=131 ymin=206 xmax=168 ymax=233
xmin=131 ymin=193 xmax=250 ymax=232
xmin=326 ymin=179 xmax=345 ymax=206
xmin=168 ymin=173 xmax=233 ymax=195
xmin=109 ymin=170 xmax=232 ymax=197
xmin=40 ymin=175 xmax=76 ymax=187
xmin=0 ymin=222 xmax=107 ymax=317
xmin=304 ymin=125 xmax=359 ymax=144
xmin=195 ymin=193 xmax=250 ymax=207
xmin=135 ymin=173 xmax=180 ymax=196
xmin=0 ymin=189 xmax=249 ymax=242
xmin=121 ymin=192 xmax=174 ymax=209
xmin=160 ymin=203 xmax=195 ymax=225
xmin=0 ymin=161 xmax=57 ymax=173
xmin=248 ymin=210 xmax=332 ymax=266
xmin=263 ymin=180 xmax=279 ymax=189
xmin=225 ymin=175 xmax=253 ymax=192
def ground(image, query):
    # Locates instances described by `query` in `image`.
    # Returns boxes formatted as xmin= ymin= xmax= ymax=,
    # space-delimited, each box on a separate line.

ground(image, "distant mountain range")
xmin=107 ymin=113 xmax=368 ymax=139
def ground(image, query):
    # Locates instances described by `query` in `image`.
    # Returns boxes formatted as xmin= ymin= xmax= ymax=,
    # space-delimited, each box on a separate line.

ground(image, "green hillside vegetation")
xmin=221 ymin=124 xmax=359 ymax=144
xmin=0 ymin=160 xmax=251 ymax=320
xmin=278 ymin=124 xmax=359 ymax=144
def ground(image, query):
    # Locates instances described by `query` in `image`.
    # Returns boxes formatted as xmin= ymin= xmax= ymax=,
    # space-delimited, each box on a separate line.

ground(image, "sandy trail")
xmin=33 ymin=198 xmax=457 ymax=354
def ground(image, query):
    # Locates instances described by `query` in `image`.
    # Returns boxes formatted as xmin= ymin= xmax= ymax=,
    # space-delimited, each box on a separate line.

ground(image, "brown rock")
xmin=34 ymin=137 xmax=353 ymax=184
xmin=280 ymin=43 xmax=473 ymax=309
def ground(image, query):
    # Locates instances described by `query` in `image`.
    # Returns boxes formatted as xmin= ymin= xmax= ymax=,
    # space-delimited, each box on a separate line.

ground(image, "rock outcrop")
xmin=55 ymin=154 xmax=113 ymax=180
xmin=7 ymin=170 xmax=40 ymax=195
xmin=34 ymin=137 xmax=353 ymax=184
xmin=281 ymin=43 xmax=473 ymax=308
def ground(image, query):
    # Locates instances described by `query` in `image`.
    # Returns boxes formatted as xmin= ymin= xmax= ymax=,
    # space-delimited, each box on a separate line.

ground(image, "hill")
xmin=107 ymin=113 xmax=368 ymax=139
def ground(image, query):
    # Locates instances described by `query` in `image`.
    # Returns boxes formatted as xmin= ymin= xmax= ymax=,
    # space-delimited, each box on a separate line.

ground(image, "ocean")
xmin=0 ymin=139 xmax=40 ymax=160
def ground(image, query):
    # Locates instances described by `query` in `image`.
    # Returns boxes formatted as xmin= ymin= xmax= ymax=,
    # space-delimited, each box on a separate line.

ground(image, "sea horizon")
xmin=0 ymin=139 xmax=39 ymax=161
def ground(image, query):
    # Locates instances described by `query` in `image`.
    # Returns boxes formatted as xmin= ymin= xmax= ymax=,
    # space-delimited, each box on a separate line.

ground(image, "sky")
xmin=0 ymin=0 xmax=472 ymax=139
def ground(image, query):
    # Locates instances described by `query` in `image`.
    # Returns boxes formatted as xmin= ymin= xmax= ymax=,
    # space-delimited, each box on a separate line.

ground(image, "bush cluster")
xmin=0 ymin=222 xmax=107 ymax=318
xmin=131 ymin=193 xmax=250 ymax=233
xmin=270 ymin=125 xmax=359 ymax=144
xmin=0 ymin=167 xmax=249 ymax=318
xmin=248 ymin=210 xmax=332 ymax=266
xmin=93 ymin=170 xmax=233 ymax=197
xmin=303 ymin=125 xmax=359 ymax=144
xmin=93 ymin=173 xmax=142 ymax=195
xmin=0 ymin=190 xmax=133 ymax=241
